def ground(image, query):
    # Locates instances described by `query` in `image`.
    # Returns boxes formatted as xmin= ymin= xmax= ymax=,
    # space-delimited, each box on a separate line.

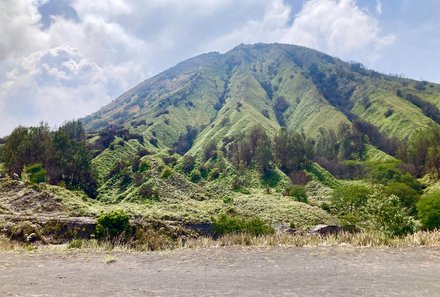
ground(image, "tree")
xmin=203 ymin=141 xmax=218 ymax=161
xmin=182 ymin=155 xmax=196 ymax=174
xmin=273 ymin=129 xmax=313 ymax=174
xmin=173 ymin=125 xmax=198 ymax=155
xmin=384 ymin=182 xmax=420 ymax=216
xmin=417 ymin=191 xmax=440 ymax=230
xmin=1 ymin=121 xmax=97 ymax=197
xmin=403 ymin=124 xmax=440 ymax=177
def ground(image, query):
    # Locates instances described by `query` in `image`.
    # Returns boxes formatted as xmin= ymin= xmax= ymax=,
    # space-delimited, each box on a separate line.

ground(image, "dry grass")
xmin=179 ymin=231 xmax=440 ymax=249
xmin=1 ymin=231 xmax=440 ymax=253
xmin=102 ymin=255 xmax=117 ymax=264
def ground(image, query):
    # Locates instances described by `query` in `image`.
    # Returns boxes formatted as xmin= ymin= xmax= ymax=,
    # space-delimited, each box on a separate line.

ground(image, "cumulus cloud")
xmin=208 ymin=0 xmax=394 ymax=63
xmin=0 ymin=0 xmax=395 ymax=136
xmin=0 ymin=0 xmax=47 ymax=60
xmin=0 ymin=46 xmax=112 ymax=135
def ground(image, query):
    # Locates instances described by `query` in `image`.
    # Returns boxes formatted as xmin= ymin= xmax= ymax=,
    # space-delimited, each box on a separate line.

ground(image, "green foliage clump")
xmin=223 ymin=196 xmax=233 ymax=204
xmin=138 ymin=180 xmax=159 ymax=200
xmin=95 ymin=210 xmax=132 ymax=239
xmin=203 ymin=141 xmax=218 ymax=161
xmin=199 ymin=164 xmax=210 ymax=178
xmin=1 ymin=121 xmax=96 ymax=197
xmin=285 ymin=184 xmax=308 ymax=203
xmin=330 ymin=185 xmax=372 ymax=219
xmin=365 ymin=191 xmax=416 ymax=236
xmin=212 ymin=214 xmax=274 ymax=236
xmin=161 ymin=166 xmax=174 ymax=179
xmin=417 ymin=191 xmax=440 ymax=230
xmin=138 ymin=159 xmax=150 ymax=173
xmin=209 ymin=168 xmax=220 ymax=180
xmin=384 ymin=182 xmax=419 ymax=216
xmin=181 ymin=155 xmax=195 ymax=174
xmin=331 ymin=185 xmax=416 ymax=236
xmin=190 ymin=169 xmax=202 ymax=183
xmin=24 ymin=163 xmax=47 ymax=184
xmin=402 ymin=124 xmax=440 ymax=178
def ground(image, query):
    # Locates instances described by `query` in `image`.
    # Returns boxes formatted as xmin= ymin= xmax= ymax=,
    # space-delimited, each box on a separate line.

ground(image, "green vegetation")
xmin=2 ymin=43 xmax=440 ymax=244
xmin=24 ymin=163 xmax=47 ymax=184
xmin=1 ymin=121 xmax=96 ymax=197
xmin=417 ymin=191 xmax=440 ymax=230
xmin=95 ymin=210 xmax=132 ymax=239
xmin=212 ymin=214 xmax=275 ymax=236
xmin=285 ymin=184 xmax=308 ymax=203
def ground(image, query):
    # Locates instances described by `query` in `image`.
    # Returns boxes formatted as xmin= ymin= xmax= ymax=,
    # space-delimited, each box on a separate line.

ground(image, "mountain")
xmin=2 ymin=43 xmax=440 ymax=230
xmin=83 ymin=43 xmax=440 ymax=155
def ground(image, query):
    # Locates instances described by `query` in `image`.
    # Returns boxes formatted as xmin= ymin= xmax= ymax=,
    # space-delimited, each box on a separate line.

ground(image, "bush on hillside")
xmin=384 ymin=182 xmax=420 ymax=216
xmin=190 ymin=169 xmax=201 ymax=183
xmin=417 ymin=192 xmax=440 ymax=230
xmin=139 ymin=181 xmax=159 ymax=200
xmin=284 ymin=184 xmax=308 ymax=203
xmin=182 ymin=155 xmax=195 ymax=174
xmin=364 ymin=191 xmax=416 ymax=236
xmin=212 ymin=214 xmax=274 ymax=236
xmin=161 ymin=166 xmax=174 ymax=179
xmin=95 ymin=210 xmax=132 ymax=239
xmin=24 ymin=163 xmax=47 ymax=184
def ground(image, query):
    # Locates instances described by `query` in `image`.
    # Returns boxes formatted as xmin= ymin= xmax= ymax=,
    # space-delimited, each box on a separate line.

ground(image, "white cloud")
xmin=0 ymin=46 xmax=113 ymax=135
xmin=0 ymin=0 xmax=47 ymax=60
xmin=0 ymin=0 xmax=395 ymax=136
xmin=285 ymin=0 xmax=395 ymax=62
xmin=376 ymin=0 xmax=383 ymax=15
xmin=207 ymin=0 xmax=394 ymax=63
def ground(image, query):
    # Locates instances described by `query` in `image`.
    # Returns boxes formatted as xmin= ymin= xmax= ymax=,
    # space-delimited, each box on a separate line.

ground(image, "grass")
xmin=2 ymin=231 xmax=440 ymax=253
xmin=103 ymin=255 xmax=117 ymax=264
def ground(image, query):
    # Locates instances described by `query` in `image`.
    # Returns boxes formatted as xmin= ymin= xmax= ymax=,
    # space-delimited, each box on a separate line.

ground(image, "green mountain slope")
xmin=83 ymin=43 xmax=440 ymax=151
xmin=78 ymin=43 xmax=440 ymax=227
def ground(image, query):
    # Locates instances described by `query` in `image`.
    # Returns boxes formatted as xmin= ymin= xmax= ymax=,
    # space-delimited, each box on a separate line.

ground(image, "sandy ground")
xmin=1 ymin=247 xmax=440 ymax=296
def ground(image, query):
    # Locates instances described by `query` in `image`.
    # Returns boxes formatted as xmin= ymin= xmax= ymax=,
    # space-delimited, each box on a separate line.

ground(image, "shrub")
xmin=190 ymin=169 xmax=201 ymax=183
xmin=139 ymin=181 xmax=159 ymax=200
xmin=384 ymin=108 xmax=394 ymax=118
xmin=209 ymin=168 xmax=220 ymax=180
xmin=365 ymin=191 xmax=416 ymax=236
xmin=182 ymin=155 xmax=195 ymax=174
xmin=149 ymin=137 xmax=158 ymax=146
xmin=95 ymin=210 xmax=132 ymax=239
xmin=384 ymin=182 xmax=419 ymax=216
xmin=285 ymin=184 xmax=308 ymax=203
xmin=138 ymin=159 xmax=150 ymax=172
xmin=331 ymin=185 xmax=371 ymax=215
xmin=223 ymin=196 xmax=233 ymax=204
xmin=212 ymin=214 xmax=274 ymax=236
xmin=161 ymin=166 xmax=174 ymax=179
xmin=232 ymin=176 xmax=246 ymax=191
xmin=417 ymin=191 xmax=440 ymax=230
xmin=162 ymin=156 xmax=177 ymax=167
xmin=199 ymin=164 xmax=210 ymax=178
xmin=203 ymin=141 xmax=217 ymax=161
xmin=132 ymin=157 xmax=141 ymax=172
xmin=25 ymin=163 xmax=47 ymax=184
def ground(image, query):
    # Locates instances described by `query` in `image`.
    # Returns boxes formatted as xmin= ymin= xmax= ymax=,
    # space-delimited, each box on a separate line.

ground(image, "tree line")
xmin=0 ymin=121 xmax=97 ymax=197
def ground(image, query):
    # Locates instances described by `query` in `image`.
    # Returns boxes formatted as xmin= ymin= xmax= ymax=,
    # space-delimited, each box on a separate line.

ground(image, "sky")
xmin=0 ymin=0 xmax=439 ymax=136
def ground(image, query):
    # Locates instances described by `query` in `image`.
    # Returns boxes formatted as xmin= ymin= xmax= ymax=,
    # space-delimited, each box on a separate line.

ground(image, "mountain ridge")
xmin=83 ymin=43 xmax=440 ymax=155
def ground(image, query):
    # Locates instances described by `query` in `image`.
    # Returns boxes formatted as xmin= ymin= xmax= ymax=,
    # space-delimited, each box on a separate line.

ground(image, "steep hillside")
xmin=83 ymin=43 xmax=440 ymax=152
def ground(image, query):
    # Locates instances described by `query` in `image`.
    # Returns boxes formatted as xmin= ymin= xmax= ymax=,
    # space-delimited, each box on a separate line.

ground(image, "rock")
xmin=26 ymin=233 xmax=38 ymax=243
xmin=310 ymin=224 xmax=342 ymax=235
xmin=274 ymin=224 xmax=297 ymax=235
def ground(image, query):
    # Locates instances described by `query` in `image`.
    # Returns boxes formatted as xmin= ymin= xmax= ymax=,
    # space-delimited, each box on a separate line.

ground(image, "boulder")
xmin=310 ymin=224 xmax=342 ymax=235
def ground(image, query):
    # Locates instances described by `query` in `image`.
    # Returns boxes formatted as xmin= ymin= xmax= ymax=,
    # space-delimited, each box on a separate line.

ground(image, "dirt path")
xmin=1 ymin=247 xmax=439 ymax=296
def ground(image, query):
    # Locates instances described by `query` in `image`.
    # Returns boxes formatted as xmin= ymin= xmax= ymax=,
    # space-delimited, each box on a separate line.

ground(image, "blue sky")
xmin=0 ymin=0 xmax=439 ymax=136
